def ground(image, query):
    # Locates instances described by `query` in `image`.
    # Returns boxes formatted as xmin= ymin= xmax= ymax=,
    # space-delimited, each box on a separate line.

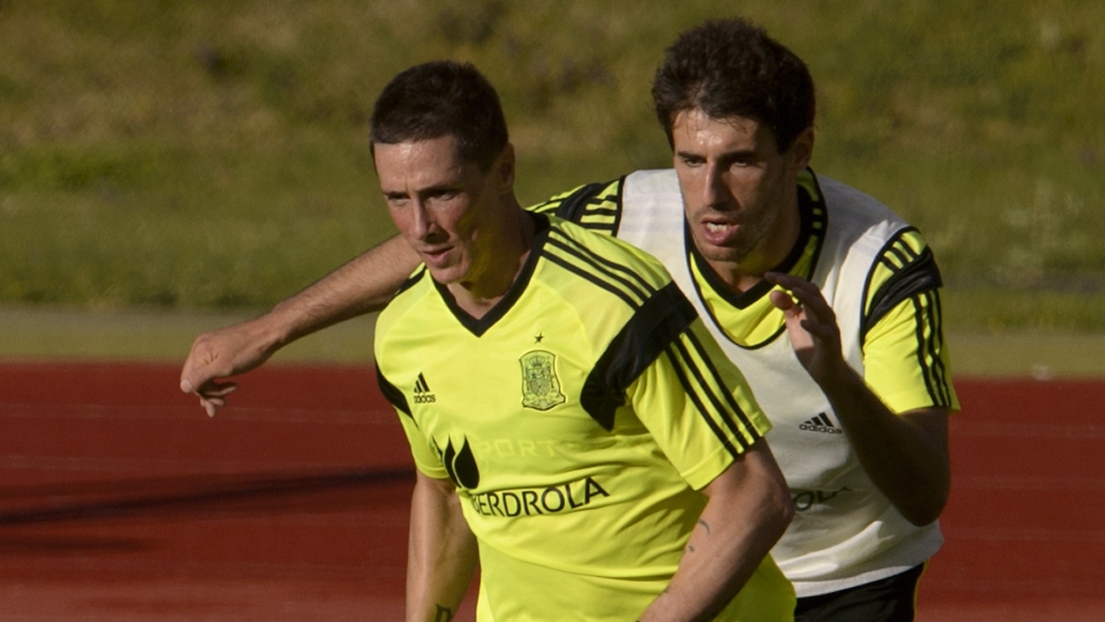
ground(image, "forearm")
xmin=407 ymin=473 xmax=479 ymax=622
xmin=819 ymin=364 xmax=950 ymax=525
xmin=640 ymin=445 xmax=792 ymax=622
xmin=269 ymin=234 xmax=420 ymax=346
xmin=763 ymin=272 xmax=951 ymax=525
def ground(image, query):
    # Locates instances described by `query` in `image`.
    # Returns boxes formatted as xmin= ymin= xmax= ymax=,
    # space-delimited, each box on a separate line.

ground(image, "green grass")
xmin=2 ymin=0 xmax=1104 ymax=331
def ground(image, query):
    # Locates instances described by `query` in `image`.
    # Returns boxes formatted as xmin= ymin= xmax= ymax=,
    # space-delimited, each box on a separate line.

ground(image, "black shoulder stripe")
xmin=553 ymin=177 xmax=624 ymax=235
xmin=376 ymin=366 xmax=411 ymax=418
xmin=553 ymin=181 xmax=608 ymax=221
xmin=864 ymin=233 xmax=943 ymax=337
xmin=579 ymin=283 xmax=697 ymax=431
xmin=547 ymin=229 xmax=655 ymax=295
xmin=881 ymin=239 xmax=917 ymax=270
xmin=544 ymin=251 xmax=639 ymax=308
xmin=544 ymin=229 xmax=656 ymax=307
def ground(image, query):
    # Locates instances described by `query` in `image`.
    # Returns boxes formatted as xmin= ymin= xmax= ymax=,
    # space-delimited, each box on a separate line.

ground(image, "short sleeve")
xmin=628 ymin=319 xmax=772 ymax=490
xmin=863 ymin=291 xmax=960 ymax=414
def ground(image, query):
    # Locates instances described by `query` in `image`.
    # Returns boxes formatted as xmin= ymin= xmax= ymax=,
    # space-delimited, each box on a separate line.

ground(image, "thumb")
xmin=180 ymin=354 xmax=217 ymax=394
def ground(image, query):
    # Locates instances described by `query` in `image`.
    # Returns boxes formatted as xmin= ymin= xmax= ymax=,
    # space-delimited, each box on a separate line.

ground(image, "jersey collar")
xmin=433 ymin=212 xmax=551 ymax=337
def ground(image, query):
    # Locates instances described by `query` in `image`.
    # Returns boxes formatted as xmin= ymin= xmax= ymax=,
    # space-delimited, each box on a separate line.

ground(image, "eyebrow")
xmin=675 ymin=147 xmax=759 ymax=161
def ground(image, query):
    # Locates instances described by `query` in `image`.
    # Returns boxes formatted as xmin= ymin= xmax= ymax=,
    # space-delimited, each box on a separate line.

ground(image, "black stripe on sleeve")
xmin=681 ymin=327 xmax=760 ymax=443
xmin=928 ymin=289 xmax=954 ymax=405
xmin=661 ymin=343 xmax=742 ymax=460
xmin=913 ymin=289 xmax=954 ymax=407
xmin=864 ymin=234 xmax=944 ymax=338
xmin=579 ymin=283 xmax=696 ymax=430
xmin=665 ymin=330 xmax=759 ymax=455
xmin=376 ymin=366 xmax=411 ymax=418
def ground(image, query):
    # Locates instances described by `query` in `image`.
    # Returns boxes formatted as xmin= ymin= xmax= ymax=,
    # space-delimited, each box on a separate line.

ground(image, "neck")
xmin=449 ymin=206 xmax=535 ymax=319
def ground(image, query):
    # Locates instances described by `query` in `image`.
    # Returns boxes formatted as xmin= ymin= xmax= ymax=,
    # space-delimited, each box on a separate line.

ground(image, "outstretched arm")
xmin=765 ymin=271 xmax=951 ymax=525
xmin=406 ymin=471 xmax=479 ymax=622
xmin=639 ymin=440 xmax=793 ymax=622
xmin=180 ymin=235 xmax=419 ymax=416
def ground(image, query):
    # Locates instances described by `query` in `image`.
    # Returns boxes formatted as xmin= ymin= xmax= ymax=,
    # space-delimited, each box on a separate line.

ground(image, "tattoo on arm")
xmin=685 ymin=519 xmax=713 ymax=554
xmin=434 ymin=605 xmax=455 ymax=622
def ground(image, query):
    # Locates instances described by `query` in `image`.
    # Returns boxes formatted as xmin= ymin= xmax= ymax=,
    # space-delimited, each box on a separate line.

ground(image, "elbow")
xmin=899 ymin=474 xmax=950 ymax=527
xmin=776 ymin=486 xmax=796 ymax=533
xmin=766 ymin=479 xmax=795 ymax=541
xmin=901 ymin=493 xmax=948 ymax=527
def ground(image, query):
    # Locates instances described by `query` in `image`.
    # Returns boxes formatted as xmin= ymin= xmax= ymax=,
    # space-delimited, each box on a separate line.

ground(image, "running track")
xmin=1 ymin=361 xmax=1101 ymax=620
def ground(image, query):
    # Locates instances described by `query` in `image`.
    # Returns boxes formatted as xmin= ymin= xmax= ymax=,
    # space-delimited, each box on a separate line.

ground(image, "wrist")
xmin=251 ymin=307 xmax=299 ymax=354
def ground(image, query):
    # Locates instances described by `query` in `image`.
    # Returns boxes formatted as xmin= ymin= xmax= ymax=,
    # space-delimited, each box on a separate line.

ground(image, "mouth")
xmin=419 ymin=246 xmax=452 ymax=265
xmin=699 ymin=219 xmax=740 ymax=245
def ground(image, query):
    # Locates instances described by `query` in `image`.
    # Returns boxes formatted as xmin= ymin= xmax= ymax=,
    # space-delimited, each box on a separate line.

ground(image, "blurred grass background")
xmin=1 ymin=0 xmax=1103 ymax=371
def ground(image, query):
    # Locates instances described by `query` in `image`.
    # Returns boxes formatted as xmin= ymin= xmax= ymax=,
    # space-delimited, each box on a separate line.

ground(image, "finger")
xmin=180 ymin=357 xmax=199 ymax=393
xmin=180 ymin=348 xmax=220 ymax=393
xmin=799 ymin=318 xmax=837 ymax=342
xmin=200 ymin=392 xmax=233 ymax=417
xmin=198 ymin=382 xmax=238 ymax=399
xmin=768 ymin=289 xmax=799 ymax=312
xmin=765 ymin=273 xmax=819 ymax=311
xmin=786 ymin=285 xmax=834 ymax=323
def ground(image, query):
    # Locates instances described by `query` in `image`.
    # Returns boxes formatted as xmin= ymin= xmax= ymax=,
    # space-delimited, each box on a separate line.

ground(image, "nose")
xmin=700 ymin=163 xmax=728 ymax=209
xmin=409 ymin=201 xmax=436 ymax=240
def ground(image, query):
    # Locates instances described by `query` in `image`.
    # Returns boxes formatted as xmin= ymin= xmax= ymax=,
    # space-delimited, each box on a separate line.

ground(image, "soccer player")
xmin=182 ymin=17 xmax=958 ymax=622
xmin=367 ymin=60 xmax=794 ymax=621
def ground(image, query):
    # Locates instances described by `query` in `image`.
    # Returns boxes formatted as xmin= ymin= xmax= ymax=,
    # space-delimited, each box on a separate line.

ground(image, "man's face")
xmin=374 ymin=135 xmax=504 ymax=289
xmin=671 ymin=108 xmax=811 ymax=274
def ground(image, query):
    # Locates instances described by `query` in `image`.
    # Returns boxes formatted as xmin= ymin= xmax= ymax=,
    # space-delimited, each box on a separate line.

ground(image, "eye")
xmin=725 ymin=153 xmax=757 ymax=170
xmin=678 ymin=154 xmax=704 ymax=168
xmin=383 ymin=193 xmax=411 ymax=209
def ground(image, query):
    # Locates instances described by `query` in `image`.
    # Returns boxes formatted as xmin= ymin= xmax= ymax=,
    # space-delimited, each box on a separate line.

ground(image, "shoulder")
xmin=814 ymin=171 xmax=911 ymax=232
xmin=541 ymin=215 xmax=674 ymax=291
xmin=375 ymin=266 xmax=433 ymax=335
xmin=527 ymin=178 xmax=624 ymax=234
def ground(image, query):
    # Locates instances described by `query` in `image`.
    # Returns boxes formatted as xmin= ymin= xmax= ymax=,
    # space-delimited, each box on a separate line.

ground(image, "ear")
xmin=786 ymin=127 xmax=814 ymax=172
xmin=496 ymin=143 xmax=516 ymax=193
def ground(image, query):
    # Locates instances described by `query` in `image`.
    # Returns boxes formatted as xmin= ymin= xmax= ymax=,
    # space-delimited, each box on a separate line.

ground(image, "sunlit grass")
xmin=1 ymin=0 xmax=1102 ymax=329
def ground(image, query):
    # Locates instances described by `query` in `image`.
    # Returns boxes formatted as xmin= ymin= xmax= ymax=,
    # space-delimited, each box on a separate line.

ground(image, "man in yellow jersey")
xmin=182 ymin=18 xmax=957 ymax=622
xmin=359 ymin=60 xmax=793 ymax=620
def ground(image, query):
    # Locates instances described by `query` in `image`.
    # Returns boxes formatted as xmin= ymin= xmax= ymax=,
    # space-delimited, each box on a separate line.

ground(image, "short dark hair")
xmin=651 ymin=18 xmax=815 ymax=152
xmin=370 ymin=61 xmax=508 ymax=171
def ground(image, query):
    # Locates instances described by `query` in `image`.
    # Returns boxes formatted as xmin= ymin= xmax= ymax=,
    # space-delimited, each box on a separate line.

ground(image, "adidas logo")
xmin=799 ymin=413 xmax=843 ymax=435
xmin=413 ymin=373 xmax=436 ymax=404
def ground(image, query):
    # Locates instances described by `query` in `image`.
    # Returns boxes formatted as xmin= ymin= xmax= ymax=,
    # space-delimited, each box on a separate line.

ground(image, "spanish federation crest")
xmin=520 ymin=350 xmax=566 ymax=411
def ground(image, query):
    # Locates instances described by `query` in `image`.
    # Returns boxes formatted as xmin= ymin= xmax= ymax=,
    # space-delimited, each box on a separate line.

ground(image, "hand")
xmin=179 ymin=317 xmax=281 ymax=417
xmin=764 ymin=272 xmax=846 ymax=386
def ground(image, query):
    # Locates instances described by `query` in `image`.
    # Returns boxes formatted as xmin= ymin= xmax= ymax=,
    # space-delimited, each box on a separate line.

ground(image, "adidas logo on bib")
xmin=799 ymin=413 xmax=843 ymax=435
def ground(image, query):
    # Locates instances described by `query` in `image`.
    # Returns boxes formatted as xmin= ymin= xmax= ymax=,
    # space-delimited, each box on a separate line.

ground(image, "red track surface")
xmin=1 ymin=361 xmax=1102 ymax=620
